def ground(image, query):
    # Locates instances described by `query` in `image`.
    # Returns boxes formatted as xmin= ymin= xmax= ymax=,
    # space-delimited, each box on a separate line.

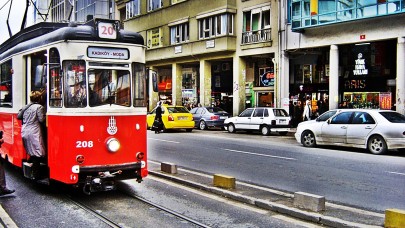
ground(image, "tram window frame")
xmin=49 ymin=48 xmax=62 ymax=108
xmin=87 ymin=69 xmax=131 ymax=107
xmin=0 ymin=60 xmax=13 ymax=108
xmin=133 ymin=63 xmax=146 ymax=107
xmin=63 ymin=60 xmax=87 ymax=108
xmin=30 ymin=51 xmax=48 ymax=107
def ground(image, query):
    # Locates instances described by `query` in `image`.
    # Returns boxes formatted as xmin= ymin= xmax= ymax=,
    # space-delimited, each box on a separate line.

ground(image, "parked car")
xmin=190 ymin=106 xmax=230 ymax=130
xmin=147 ymin=105 xmax=194 ymax=132
xmin=295 ymin=109 xmax=405 ymax=155
xmin=224 ymin=107 xmax=291 ymax=136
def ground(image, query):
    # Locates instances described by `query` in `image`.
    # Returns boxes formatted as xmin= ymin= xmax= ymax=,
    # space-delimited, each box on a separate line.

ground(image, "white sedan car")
xmin=224 ymin=107 xmax=291 ymax=136
xmin=295 ymin=109 xmax=405 ymax=155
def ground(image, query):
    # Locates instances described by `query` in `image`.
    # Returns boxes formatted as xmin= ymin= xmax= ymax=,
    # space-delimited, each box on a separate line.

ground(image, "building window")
xmin=198 ymin=14 xmax=234 ymax=39
xmin=126 ymin=0 xmax=140 ymax=19
xmin=147 ymin=28 xmax=163 ymax=49
xmin=75 ymin=0 xmax=96 ymax=22
xmin=51 ymin=0 xmax=66 ymax=22
xmin=242 ymin=6 xmax=271 ymax=44
xmin=148 ymin=0 xmax=163 ymax=11
xmin=170 ymin=23 xmax=189 ymax=44
xmin=291 ymin=0 xmax=405 ymax=30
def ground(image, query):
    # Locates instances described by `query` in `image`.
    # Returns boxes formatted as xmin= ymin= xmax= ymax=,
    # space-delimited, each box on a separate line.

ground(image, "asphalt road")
xmin=147 ymin=129 xmax=405 ymax=213
xmin=0 ymin=160 xmax=318 ymax=227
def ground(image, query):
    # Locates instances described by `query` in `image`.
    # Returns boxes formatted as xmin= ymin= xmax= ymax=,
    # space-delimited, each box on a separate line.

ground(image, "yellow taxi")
xmin=147 ymin=104 xmax=194 ymax=132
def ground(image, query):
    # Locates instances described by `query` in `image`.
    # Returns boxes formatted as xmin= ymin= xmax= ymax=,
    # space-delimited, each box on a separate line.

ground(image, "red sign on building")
xmin=379 ymin=92 xmax=392 ymax=110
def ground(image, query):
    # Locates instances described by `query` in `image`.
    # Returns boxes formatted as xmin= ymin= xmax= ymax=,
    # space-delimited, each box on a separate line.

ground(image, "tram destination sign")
xmin=87 ymin=47 xmax=129 ymax=60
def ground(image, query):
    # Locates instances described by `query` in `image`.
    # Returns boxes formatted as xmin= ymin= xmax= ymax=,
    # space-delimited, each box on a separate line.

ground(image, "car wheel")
xmin=279 ymin=131 xmax=288 ymax=136
xmin=301 ymin=130 xmax=316 ymax=147
xmin=228 ymin=123 xmax=236 ymax=133
xmin=261 ymin=126 xmax=270 ymax=136
xmin=367 ymin=135 xmax=387 ymax=155
xmin=186 ymin=128 xmax=193 ymax=132
xmin=199 ymin=120 xmax=207 ymax=130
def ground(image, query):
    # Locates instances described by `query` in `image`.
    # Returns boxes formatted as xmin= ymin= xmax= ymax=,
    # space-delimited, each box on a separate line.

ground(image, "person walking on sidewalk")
xmin=153 ymin=101 xmax=164 ymax=134
xmin=0 ymin=131 xmax=15 ymax=196
xmin=302 ymin=99 xmax=312 ymax=121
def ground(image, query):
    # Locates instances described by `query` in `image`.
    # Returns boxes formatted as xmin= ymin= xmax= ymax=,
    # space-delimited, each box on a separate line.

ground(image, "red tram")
xmin=0 ymin=19 xmax=149 ymax=194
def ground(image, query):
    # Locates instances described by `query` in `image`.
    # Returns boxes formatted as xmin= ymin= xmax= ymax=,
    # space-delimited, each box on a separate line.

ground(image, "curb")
xmin=0 ymin=205 xmax=17 ymax=228
xmin=149 ymin=170 xmax=382 ymax=228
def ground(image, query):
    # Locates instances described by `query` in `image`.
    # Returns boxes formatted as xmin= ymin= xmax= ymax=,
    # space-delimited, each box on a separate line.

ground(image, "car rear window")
xmin=379 ymin=111 xmax=405 ymax=123
xmin=207 ymin=107 xmax=227 ymax=113
xmin=167 ymin=107 xmax=190 ymax=113
xmin=273 ymin=109 xmax=288 ymax=117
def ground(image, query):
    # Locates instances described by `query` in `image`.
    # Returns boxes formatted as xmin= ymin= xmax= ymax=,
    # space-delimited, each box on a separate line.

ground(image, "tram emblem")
xmin=107 ymin=116 xmax=118 ymax=135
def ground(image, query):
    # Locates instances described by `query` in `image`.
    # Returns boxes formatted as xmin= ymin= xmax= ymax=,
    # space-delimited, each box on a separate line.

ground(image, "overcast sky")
xmin=0 ymin=0 xmax=28 ymax=45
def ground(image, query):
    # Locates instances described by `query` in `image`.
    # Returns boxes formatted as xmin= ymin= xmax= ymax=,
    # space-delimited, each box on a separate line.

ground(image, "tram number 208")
xmin=76 ymin=141 xmax=94 ymax=148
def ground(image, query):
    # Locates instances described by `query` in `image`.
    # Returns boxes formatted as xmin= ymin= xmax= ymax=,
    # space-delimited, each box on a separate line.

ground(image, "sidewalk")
xmin=148 ymin=161 xmax=385 ymax=228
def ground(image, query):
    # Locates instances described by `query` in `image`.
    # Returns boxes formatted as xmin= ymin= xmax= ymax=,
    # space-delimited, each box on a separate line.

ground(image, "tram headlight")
xmin=106 ymin=138 xmax=120 ymax=152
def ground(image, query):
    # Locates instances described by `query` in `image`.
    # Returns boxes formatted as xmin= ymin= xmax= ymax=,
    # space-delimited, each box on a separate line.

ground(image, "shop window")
xmin=147 ymin=28 xmax=162 ymax=49
xmin=126 ymin=0 xmax=140 ymax=19
xmin=0 ymin=60 xmax=13 ymax=107
xmin=198 ymin=13 xmax=234 ymax=39
xmin=148 ymin=0 xmax=163 ymax=11
xmin=170 ymin=23 xmax=189 ymax=45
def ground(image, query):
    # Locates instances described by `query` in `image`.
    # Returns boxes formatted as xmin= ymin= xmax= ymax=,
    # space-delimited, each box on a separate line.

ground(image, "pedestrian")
xmin=19 ymin=91 xmax=46 ymax=180
xmin=302 ymin=99 xmax=312 ymax=121
xmin=153 ymin=101 xmax=164 ymax=134
xmin=0 ymin=131 xmax=15 ymax=196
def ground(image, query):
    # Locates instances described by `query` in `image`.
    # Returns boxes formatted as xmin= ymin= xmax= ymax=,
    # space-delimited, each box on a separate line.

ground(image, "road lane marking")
xmin=221 ymin=148 xmax=297 ymax=161
xmin=387 ymin=171 xmax=405 ymax=176
xmin=149 ymin=138 xmax=180 ymax=144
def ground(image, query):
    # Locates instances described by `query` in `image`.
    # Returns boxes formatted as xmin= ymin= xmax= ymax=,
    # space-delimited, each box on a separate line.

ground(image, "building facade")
xmin=281 ymin=0 xmax=405 ymax=117
xmin=116 ymin=0 xmax=276 ymax=115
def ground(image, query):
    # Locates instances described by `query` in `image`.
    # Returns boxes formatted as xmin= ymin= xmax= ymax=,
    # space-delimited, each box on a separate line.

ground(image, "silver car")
xmin=295 ymin=109 xmax=405 ymax=155
xmin=224 ymin=107 xmax=291 ymax=136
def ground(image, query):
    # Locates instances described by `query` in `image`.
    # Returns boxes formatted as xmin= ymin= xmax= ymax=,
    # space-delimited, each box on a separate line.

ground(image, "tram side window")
xmin=49 ymin=48 xmax=62 ymax=108
xmin=31 ymin=51 xmax=47 ymax=107
xmin=63 ymin=61 xmax=87 ymax=108
xmin=133 ymin=63 xmax=145 ymax=107
xmin=88 ymin=69 xmax=131 ymax=107
xmin=0 ymin=61 xmax=13 ymax=107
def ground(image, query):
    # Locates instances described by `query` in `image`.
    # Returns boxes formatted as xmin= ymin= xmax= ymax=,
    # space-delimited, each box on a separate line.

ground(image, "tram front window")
xmin=88 ymin=69 xmax=131 ymax=107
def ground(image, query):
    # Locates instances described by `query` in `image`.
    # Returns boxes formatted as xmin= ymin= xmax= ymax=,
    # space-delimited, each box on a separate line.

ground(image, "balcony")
xmin=241 ymin=28 xmax=271 ymax=44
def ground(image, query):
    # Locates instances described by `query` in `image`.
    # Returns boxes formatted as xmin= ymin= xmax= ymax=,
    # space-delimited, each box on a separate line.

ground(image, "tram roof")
xmin=0 ymin=20 xmax=144 ymax=60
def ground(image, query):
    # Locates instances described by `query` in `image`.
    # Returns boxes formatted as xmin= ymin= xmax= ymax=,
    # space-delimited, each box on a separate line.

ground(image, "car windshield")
xmin=167 ymin=107 xmax=190 ymax=113
xmin=206 ymin=107 xmax=227 ymax=113
xmin=379 ymin=111 xmax=405 ymax=123
xmin=317 ymin=110 xmax=337 ymax=121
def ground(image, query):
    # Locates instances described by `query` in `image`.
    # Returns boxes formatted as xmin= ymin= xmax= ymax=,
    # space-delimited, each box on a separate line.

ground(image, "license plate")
xmin=220 ymin=116 xmax=228 ymax=119
xmin=279 ymin=119 xmax=286 ymax=123
xmin=178 ymin=116 xmax=187 ymax=120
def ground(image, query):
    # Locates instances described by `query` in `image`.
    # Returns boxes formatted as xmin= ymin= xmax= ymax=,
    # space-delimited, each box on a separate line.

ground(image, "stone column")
xmin=233 ymin=57 xmax=246 ymax=116
xmin=329 ymin=45 xmax=339 ymax=110
xmin=199 ymin=59 xmax=211 ymax=106
xmin=396 ymin=37 xmax=405 ymax=114
xmin=280 ymin=51 xmax=290 ymax=108
xmin=172 ymin=63 xmax=182 ymax=106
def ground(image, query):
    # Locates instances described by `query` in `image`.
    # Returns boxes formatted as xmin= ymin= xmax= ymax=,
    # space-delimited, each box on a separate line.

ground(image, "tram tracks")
xmin=66 ymin=189 xmax=211 ymax=228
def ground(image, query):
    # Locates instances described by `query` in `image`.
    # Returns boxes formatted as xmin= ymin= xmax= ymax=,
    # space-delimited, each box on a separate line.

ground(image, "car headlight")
xmin=106 ymin=138 xmax=120 ymax=152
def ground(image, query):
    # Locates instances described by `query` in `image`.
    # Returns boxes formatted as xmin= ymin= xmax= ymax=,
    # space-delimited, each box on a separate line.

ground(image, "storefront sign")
xmin=87 ymin=47 xmax=129 ymax=60
xmin=353 ymin=53 xmax=368 ymax=76
xmin=260 ymin=71 xmax=274 ymax=86
xmin=379 ymin=92 xmax=392 ymax=110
